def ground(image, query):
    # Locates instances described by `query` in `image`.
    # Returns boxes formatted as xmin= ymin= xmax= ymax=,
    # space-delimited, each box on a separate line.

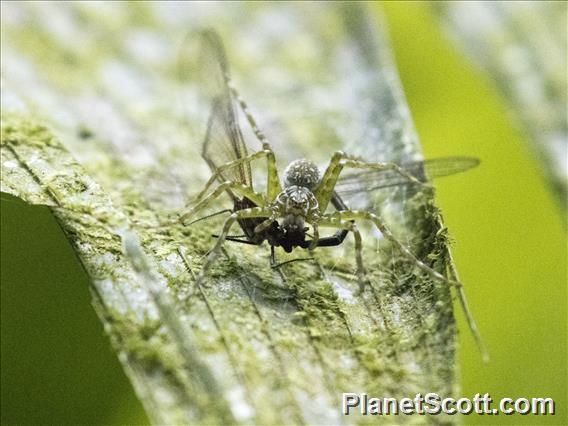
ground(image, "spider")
xmin=177 ymin=30 xmax=478 ymax=295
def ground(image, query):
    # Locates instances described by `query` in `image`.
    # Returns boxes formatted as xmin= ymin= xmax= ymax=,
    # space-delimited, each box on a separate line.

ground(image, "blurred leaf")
xmin=434 ymin=2 xmax=568 ymax=220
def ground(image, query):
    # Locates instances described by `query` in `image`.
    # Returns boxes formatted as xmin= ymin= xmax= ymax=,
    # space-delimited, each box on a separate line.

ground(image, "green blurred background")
xmin=1 ymin=2 xmax=565 ymax=425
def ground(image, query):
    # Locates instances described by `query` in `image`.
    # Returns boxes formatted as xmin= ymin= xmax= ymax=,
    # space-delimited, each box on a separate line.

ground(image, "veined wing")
xmin=179 ymin=29 xmax=252 ymax=193
xmin=335 ymin=156 xmax=480 ymax=197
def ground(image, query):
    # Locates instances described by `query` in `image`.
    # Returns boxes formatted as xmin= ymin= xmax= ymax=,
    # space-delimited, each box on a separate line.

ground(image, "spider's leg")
xmin=194 ymin=149 xmax=281 ymax=205
xmin=312 ymin=229 xmax=349 ymax=247
xmin=307 ymin=191 xmax=350 ymax=248
xmin=264 ymin=148 xmax=282 ymax=202
xmin=308 ymin=224 xmax=320 ymax=250
xmin=179 ymin=182 xmax=265 ymax=225
xmin=318 ymin=217 xmax=367 ymax=292
xmin=325 ymin=209 xmax=487 ymax=358
xmin=194 ymin=206 xmax=272 ymax=288
xmin=314 ymin=151 xmax=428 ymax=212
xmin=325 ymin=210 xmax=461 ymax=289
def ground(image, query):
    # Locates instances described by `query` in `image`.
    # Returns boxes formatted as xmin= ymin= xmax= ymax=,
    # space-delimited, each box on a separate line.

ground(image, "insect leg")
xmin=224 ymin=70 xmax=282 ymax=200
xmin=308 ymin=224 xmax=320 ymax=250
xmin=179 ymin=182 xmax=265 ymax=225
xmin=318 ymin=218 xmax=368 ymax=292
xmin=324 ymin=209 xmax=487 ymax=358
xmin=270 ymin=245 xmax=276 ymax=267
xmin=193 ymin=206 xmax=273 ymax=287
xmin=194 ymin=149 xmax=281 ymax=203
xmin=226 ymin=79 xmax=269 ymax=147
xmin=324 ymin=210 xmax=460 ymax=289
xmin=213 ymin=236 xmax=261 ymax=245
xmin=183 ymin=209 xmax=233 ymax=227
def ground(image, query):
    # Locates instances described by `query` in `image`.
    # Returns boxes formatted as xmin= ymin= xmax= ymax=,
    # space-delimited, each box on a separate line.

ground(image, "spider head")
xmin=284 ymin=159 xmax=320 ymax=189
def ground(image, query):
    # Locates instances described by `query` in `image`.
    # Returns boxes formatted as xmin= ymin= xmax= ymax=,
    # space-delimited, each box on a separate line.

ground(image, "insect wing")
xmin=179 ymin=30 xmax=252 ymax=191
xmin=335 ymin=156 xmax=480 ymax=197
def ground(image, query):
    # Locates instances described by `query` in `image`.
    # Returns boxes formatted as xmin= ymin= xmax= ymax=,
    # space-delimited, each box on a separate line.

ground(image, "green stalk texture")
xmin=1 ymin=3 xmax=469 ymax=424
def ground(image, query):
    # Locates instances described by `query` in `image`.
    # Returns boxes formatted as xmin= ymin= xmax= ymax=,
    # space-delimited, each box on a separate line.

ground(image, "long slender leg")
xmin=323 ymin=209 xmax=487 ymax=357
xmin=322 ymin=210 xmax=460 ymax=289
xmin=315 ymin=151 xmax=428 ymax=212
xmin=226 ymin=78 xmax=269 ymax=148
xmin=179 ymin=182 xmax=265 ymax=225
xmin=194 ymin=206 xmax=272 ymax=287
xmin=225 ymin=76 xmax=282 ymax=200
xmin=183 ymin=209 xmax=233 ymax=227
xmin=308 ymin=224 xmax=320 ymax=250
xmin=318 ymin=218 xmax=367 ymax=292
xmin=270 ymin=245 xmax=276 ymax=267
xmin=196 ymin=148 xmax=282 ymax=204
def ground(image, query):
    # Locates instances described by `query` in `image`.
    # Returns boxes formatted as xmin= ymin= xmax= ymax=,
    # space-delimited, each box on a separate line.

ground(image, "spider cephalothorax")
xmin=277 ymin=185 xmax=319 ymax=218
xmin=273 ymin=183 xmax=320 ymax=252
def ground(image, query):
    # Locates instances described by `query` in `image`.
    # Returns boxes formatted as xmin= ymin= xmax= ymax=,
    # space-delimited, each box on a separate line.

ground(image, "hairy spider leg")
xmin=194 ymin=148 xmax=282 ymax=204
xmin=322 ymin=209 xmax=487 ymax=358
xmin=314 ymin=151 xmax=429 ymax=212
xmin=322 ymin=210 xmax=461 ymax=291
xmin=308 ymin=224 xmax=320 ymax=250
xmin=179 ymin=182 xmax=265 ymax=225
xmin=194 ymin=206 xmax=273 ymax=287
xmin=316 ymin=191 xmax=351 ymax=247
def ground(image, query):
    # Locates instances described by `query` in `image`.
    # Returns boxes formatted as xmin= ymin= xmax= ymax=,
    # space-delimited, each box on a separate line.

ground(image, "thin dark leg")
xmin=270 ymin=245 xmax=277 ymax=267
xmin=212 ymin=235 xmax=261 ymax=245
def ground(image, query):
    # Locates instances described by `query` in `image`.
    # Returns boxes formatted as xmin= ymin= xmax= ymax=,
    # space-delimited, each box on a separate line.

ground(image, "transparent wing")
xmin=179 ymin=29 xmax=252 ymax=190
xmin=335 ymin=156 xmax=480 ymax=197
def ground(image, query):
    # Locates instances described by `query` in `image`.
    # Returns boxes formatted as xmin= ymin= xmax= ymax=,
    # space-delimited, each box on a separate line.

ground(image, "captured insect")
xmin=177 ymin=30 xmax=481 ymax=304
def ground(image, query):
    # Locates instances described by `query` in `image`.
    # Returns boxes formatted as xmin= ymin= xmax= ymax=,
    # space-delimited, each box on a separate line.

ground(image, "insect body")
xmin=179 ymin=30 xmax=479 ymax=296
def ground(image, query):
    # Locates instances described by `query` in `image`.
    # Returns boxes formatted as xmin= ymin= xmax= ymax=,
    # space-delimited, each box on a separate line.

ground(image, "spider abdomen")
xmin=284 ymin=159 xmax=320 ymax=189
